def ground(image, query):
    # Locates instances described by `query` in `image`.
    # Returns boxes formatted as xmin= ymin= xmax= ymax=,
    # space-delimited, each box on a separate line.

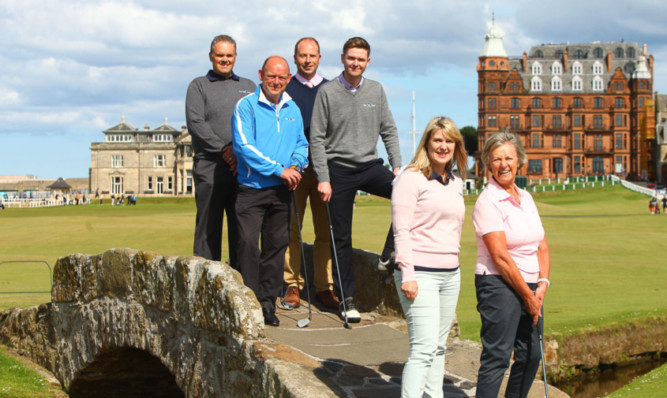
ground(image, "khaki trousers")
xmin=284 ymin=166 xmax=333 ymax=292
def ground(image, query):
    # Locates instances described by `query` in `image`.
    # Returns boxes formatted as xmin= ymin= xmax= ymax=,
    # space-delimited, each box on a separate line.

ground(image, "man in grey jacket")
xmin=185 ymin=35 xmax=256 ymax=264
xmin=310 ymin=37 xmax=402 ymax=322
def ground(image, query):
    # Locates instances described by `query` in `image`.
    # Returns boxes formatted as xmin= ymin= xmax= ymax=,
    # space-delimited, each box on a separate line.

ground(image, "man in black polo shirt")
xmin=185 ymin=35 xmax=256 ymax=264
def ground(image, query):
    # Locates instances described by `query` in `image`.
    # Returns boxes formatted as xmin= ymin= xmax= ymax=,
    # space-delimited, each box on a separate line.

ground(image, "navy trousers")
xmin=475 ymin=275 xmax=543 ymax=398
xmin=328 ymin=159 xmax=394 ymax=301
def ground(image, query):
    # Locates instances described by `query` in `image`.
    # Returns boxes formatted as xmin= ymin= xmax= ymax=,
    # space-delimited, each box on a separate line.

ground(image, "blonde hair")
xmin=407 ymin=116 xmax=468 ymax=179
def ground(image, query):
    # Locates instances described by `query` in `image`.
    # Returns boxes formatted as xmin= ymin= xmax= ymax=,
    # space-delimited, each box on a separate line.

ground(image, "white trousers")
xmin=394 ymin=269 xmax=460 ymax=398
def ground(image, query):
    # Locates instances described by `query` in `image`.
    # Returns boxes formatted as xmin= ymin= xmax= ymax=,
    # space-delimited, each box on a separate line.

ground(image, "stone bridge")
xmin=0 ymin=248 xmax=344 ymax=397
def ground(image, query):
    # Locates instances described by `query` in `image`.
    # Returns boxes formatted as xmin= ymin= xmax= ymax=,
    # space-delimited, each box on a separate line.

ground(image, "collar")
xmin=257 ymin=85 xmax=292 ymax=110
xmin=487 ymin=176 xmax=523 ymax=204
xmin=338 ymin=72 xmax=363 ymax=92
xmin=294 ymin=73 xmax=324 ymax=87
xmin=430 ymin=170 xmax=454 ymax=186
xmin=207 ymin=70 xmax=240 ymax=82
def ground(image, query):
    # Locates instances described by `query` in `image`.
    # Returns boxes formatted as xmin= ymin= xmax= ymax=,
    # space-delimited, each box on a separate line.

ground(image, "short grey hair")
xmin=481 ymin=129 xmax=528 ymax=169
xmin=210 ymin=35 xmax=236 ymax=54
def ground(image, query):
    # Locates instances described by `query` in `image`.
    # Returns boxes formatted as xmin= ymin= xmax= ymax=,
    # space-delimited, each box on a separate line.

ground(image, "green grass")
xmin=604 ymin=363 xmax=667 ymax=397
xmin=0 ymin=346 xmax=55 ymax=397
xmin=1 ymin=185 xmax=666 ymax=343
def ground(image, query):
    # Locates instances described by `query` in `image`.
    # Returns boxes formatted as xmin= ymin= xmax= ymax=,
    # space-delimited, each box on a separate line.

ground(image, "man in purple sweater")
xmin=282 ymin=37 xmax=339 ymax=311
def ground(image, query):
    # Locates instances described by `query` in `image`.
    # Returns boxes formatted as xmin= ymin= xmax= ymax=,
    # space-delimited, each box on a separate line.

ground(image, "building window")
xmin=106 ymin=134 xmax=133 ymax=142
xmin=554 ymin=158 xmax=563 ymax=173
xmin=531 ymin=133 xmax=542 ymax=148
xmin=615 ymin=47 xmax=624 ymax=59
xmin=532 ymin=115 xmax=541 ymax=128
xmin=111 ymin=176 xmax=123 ymax=195
xmin=511 ymin=97 xmax=520 ymax=108
xmin=168 ymin=176 xmax=173 ymax=191
xmin=593 ymin=115 xmax=603 ymax=129
xmin=552 ymin=115 xmax=562 ymax=129
xmin=551 ymin=61 xmax=562 ymax=75
xmin=488 ymin=82 xmax=497 ymax=92
xmin=551 ymin=76 xmax=562 ymax=92
xmin=615 ymin=114 xmax=623 ymax=127
xmin=531 ymin=77 xmax=542 ymax=91
xmin=639 ymin=97 xmax=645 ymax=108
xmin=594 ymin=134 xmax=603 ymax=151
xmin=528 ymin=159 xmax=543 ymax=173
xmin=592 ymin=76 xmax=604 ymax=91
xmin=157 ymin=177 xmax=164 ymax=194
xmin=147 ymin=176 xmax=153 ymax=190
xmin=593 ymin=156 xmax=604 ymax=173
xmin=532 ymin=97 xmax=541 ymax=108
xmin=487 ymin=116 xmax=497 ymax=127
xmin=594 ymin=97 xmax=603 ymax=108
xmin=615 ymin=97 xmax=624 ymax=108
xmin=154 ymin=154 xmax=167 ymax=168
xmin=153 ymin=134 xmax=173 ymax=142
xmin=186 ymin=170 xmax=193 ymax=193
xmin=616 ymin=133 xmax=624 ymax=149
xmin=510 ymin=115 xmax=520 ymax=129
xmin=593 ymin=61 xmax=604 ymax=75
xmin=534 ymin=50 xmax=544 ymax=58
xmin=574 ymin=156 xmax=581 ymax=173
xmin=574 ymin=115 xmax=581 ymax=127
xmin=111 ymin=155 xmax=124 ymax=168
xmin=553 ymin=97 xmax=562 ymax=109
xmin=572 ymin=61 xmax=583 ymax=75
xmin=488 ymin=97 xmax=497 ymax=109
xmin=532 ymin=62 xmax=542 ymax=75
xmin=593 ymin=47 xmax=603 ymax=58
xmin=572 ymin=76 xmax=583 ymax=91
xmin=573 ymin=97 xmax=582 ymax=108
xmin=627 ymin=47 xmax=636 ymax=58
xmin=574 ymin=133 xmax=581 ymax=149
xmin=553 ymin=134 xmax=562 ymax=148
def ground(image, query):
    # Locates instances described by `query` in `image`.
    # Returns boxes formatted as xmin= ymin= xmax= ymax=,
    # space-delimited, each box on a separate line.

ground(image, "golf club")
xmin=291 ymin=190 xmax=312 ymax=328
xmin=325 ymin=201 xmax=351 ymax=329
xmin=538 ymin=327 xmax=549 ymax=398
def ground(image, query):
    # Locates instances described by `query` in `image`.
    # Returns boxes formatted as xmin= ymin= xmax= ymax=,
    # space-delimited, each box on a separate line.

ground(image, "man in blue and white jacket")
xmin=232 ymin=56 xmax=309 ymax=327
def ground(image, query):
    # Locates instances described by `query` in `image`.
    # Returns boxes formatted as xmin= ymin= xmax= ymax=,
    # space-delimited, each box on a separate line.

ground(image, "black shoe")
xmin=339 ymin=297 xmax=361 ymax=323
xmin=262 ymin=307 xmax=280 ymax=327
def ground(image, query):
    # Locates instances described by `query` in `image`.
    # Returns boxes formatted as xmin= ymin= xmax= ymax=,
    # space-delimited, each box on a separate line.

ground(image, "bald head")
xmin=259 ymin=56 xmax=292 ymax=104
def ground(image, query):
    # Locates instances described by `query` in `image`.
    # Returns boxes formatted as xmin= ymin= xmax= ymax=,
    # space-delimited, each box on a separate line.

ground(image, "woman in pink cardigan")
xmin=391 ymin=116 xmax=468 ymax=397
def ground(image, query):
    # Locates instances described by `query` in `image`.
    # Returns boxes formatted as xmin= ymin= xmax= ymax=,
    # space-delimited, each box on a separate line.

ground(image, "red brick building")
xmin=476 ymin=24 xmax=655 ymax=181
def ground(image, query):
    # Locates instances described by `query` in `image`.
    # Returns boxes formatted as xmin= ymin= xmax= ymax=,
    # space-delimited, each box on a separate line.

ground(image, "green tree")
xmin=460 ymin=126 xmax=478 ymax=155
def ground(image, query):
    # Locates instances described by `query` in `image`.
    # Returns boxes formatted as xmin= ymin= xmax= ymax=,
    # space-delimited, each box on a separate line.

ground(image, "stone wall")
xmin=0 ymin=249 xmax=333 ymax=397
xmin=542 ymin=315 xmax=667 ymax=382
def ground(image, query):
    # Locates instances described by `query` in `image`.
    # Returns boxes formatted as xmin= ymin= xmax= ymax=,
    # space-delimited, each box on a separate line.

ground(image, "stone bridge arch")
xmin=0 ymin=249 xmax=327 ymax=397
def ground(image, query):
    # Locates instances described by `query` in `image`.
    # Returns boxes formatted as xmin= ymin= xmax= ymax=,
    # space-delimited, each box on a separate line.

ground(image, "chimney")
xmin=144 ymin=123 xmax=150 ymax=130
xmin=563 ymin=48 xmax=568 ymax=72
xmin=181 ymin=125 xmax=187 ymax=134
xmin=522 ymin=51 xmax=527 ymax=72
xmin=607 ymin=50 xmax=612 ymax=72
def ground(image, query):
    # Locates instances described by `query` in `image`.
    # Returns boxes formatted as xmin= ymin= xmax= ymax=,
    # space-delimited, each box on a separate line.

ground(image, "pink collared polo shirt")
xmin=472 ymin=177 xmax=544 ymax=283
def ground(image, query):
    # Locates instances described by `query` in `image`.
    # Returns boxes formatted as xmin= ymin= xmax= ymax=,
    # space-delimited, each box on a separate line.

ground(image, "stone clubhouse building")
xmin=89 ymin=117 xmax=194 ymax=197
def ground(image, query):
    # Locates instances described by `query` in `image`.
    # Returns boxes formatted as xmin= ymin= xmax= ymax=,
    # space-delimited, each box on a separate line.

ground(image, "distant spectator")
xmin=99 ymin=194 xmax=104 ymax=205
xmin=649 ymin=197 xmax=657 ymax=214
xmin=662 ymin=196 xmax=666 ymax=214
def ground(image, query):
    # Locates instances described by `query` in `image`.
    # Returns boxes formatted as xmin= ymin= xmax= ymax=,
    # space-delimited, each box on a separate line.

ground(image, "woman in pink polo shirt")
xmin=391 ymin=116 xmax=467 ymax=397
xmin=473 ymin=129 xmax=551 ymax=398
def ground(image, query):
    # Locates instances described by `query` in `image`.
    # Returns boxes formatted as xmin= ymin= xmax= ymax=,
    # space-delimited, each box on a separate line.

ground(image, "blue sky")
xmin=1 ymin=0 xmax=667 ymax=179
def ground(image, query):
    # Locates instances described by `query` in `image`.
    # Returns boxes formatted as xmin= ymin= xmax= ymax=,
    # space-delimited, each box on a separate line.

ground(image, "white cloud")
xmin=1 ymin=0 xmax=667 ymax=178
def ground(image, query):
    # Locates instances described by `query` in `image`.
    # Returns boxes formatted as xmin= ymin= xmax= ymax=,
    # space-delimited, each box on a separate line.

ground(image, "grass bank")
xmin=605 ymin=362 xmax=667 ymax=397
xmin=1 ymin=185 xmax=666 ymax=341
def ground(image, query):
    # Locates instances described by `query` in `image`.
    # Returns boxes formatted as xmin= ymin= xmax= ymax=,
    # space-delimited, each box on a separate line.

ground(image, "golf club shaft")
xmin=325 ymin=201 xmax=350 ymax=327
xmin=291 ymin=190 xmax=312 ymax=320
xmin=539 ymin=326 xmax=549 ymax=398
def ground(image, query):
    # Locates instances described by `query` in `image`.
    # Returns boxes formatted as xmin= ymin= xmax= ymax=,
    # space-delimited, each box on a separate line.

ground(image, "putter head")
xmin=344 ymin=322 xmax=351 ymax=329
xmin=297 ymin=318 xmax=310 ymax=328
